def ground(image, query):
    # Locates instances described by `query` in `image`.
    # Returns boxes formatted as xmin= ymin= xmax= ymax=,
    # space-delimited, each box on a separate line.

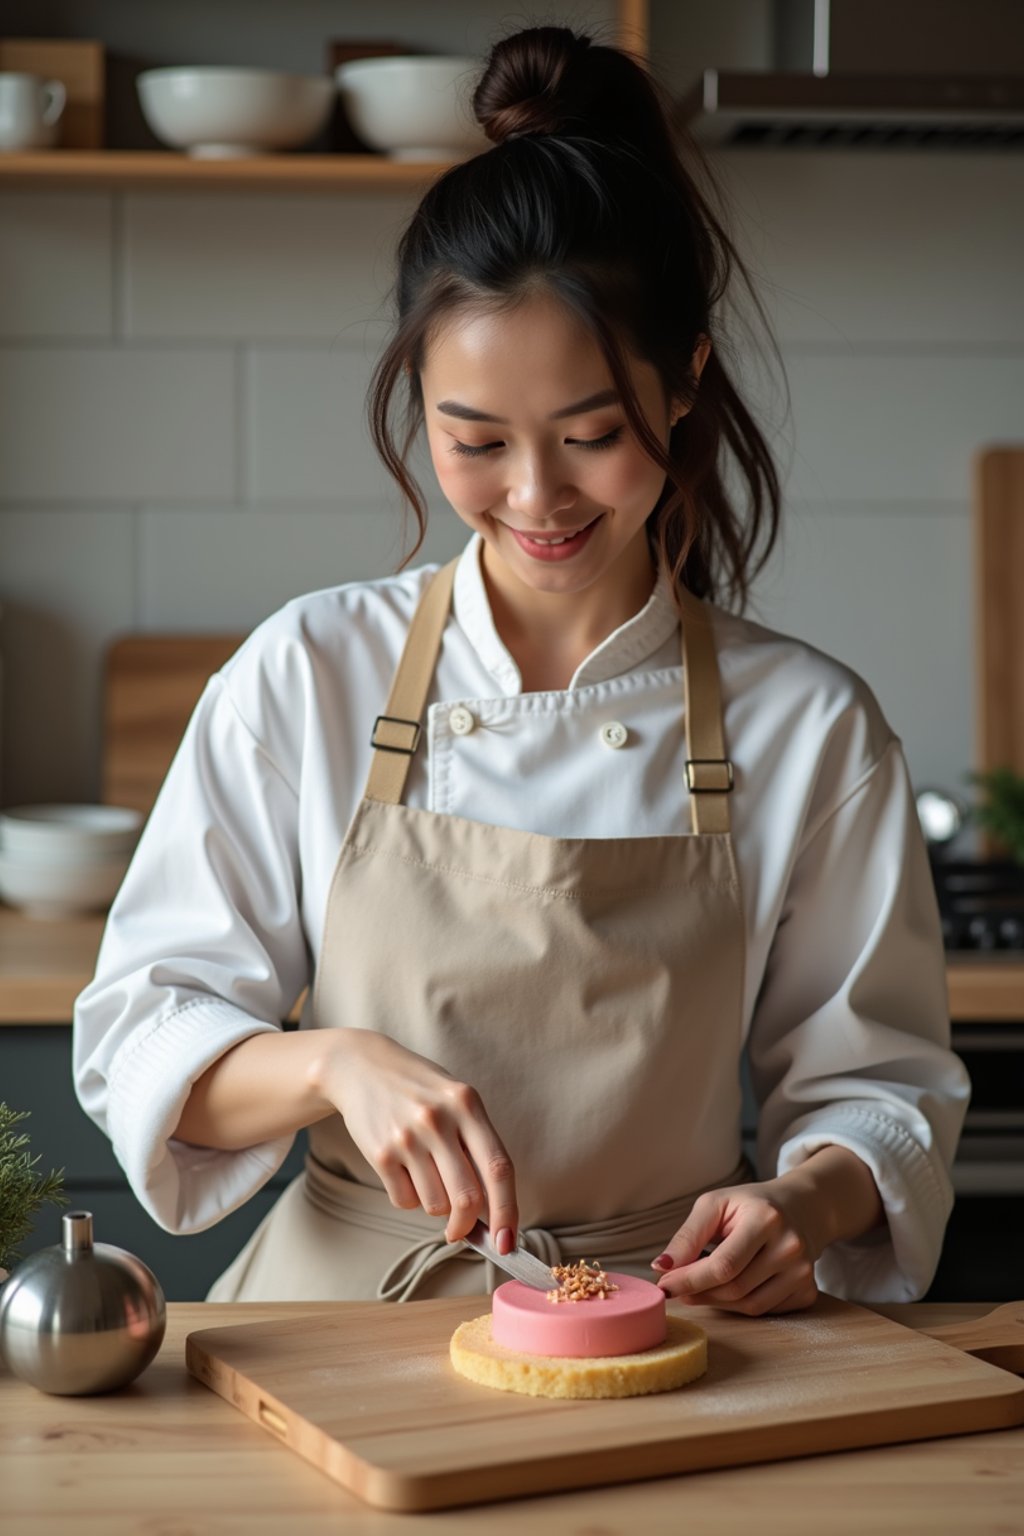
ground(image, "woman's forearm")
xmin=171 ymin=1029 xmax=340 ymax=1151
xmin=771 ymin=1143 xmax=885 ymax=1254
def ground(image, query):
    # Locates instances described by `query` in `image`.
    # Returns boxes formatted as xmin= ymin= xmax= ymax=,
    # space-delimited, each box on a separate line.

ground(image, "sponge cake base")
xmin=450 ymin=1312 xmax=708 ymax=1399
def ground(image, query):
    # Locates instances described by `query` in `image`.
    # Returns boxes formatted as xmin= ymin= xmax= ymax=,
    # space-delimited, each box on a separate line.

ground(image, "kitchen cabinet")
xmin=0 ymin=909 xmax=308 ymax=1302
xmin=0 ymin=1022 xmax=307 ymax=1301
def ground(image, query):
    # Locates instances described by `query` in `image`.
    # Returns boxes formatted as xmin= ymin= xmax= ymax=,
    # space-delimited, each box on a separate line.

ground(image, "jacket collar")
xmin=452 ymin=531 xmax=682 ymax=695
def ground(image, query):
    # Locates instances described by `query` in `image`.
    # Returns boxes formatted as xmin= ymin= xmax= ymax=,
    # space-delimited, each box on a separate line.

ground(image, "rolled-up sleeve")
xmin=72 ymin=667 xmax=310 ymax=1236
xmin=746 ymin=737 xmax=971 ymax=1302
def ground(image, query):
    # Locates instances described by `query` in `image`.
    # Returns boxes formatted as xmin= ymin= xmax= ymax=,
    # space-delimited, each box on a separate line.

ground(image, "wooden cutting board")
xmin=102 ymin=634 xmax=243 ymax=813
xmin=186 ymin=1293 xmax=1024 ymax=1513
xmin=974 ymin=445 xmax=1024 ymax=777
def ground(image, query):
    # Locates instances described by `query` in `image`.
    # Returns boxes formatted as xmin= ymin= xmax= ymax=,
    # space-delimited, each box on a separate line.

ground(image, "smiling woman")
xmin=72 ymin=22 xmax=969 ymax=1317
xmin=416 ymin=292 xmax=712 ymax=676
xmin=372 ymin=31 xmax=785 ymax=623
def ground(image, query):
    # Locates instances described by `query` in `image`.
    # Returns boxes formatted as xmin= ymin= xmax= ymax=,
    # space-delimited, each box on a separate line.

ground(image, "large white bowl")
xmin=0 ymin=804 xmax=142 ymax=863
xmin=335 ymin=56 xmax=489 ymax=161
xmin=137 ymin=67 xmax=335 ymax=158
xmin=0 ymin=849 xmax=131 ymax=919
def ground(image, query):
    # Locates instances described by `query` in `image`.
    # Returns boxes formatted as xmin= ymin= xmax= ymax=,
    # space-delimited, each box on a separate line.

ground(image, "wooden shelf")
xmin=0 ymin=1 xmax=652 ymax=192
xmin=0 ymin=149 xmax=458 ymax=191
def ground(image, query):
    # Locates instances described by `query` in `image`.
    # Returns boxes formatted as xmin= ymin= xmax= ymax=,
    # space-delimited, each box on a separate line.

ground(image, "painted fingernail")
xmin=497 ymin=1228 xmax=514 ymax=1255
xmin=651 ymin=1253 xmax=674 ymax=1271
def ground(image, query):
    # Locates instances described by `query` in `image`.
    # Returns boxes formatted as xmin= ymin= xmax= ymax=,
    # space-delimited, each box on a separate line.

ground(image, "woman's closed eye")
xmin=448 ymin=426 xmax=625 ymax=458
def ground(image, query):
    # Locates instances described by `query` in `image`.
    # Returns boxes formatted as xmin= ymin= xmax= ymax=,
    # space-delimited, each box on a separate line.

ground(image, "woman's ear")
xmin=692 ymin=333 xmax=712 ymax=382
xmin=670 ymin=335 xmax=712 ymax=426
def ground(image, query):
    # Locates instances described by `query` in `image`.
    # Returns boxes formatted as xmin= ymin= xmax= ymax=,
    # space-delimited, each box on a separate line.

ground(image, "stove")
xmin=923 ymin=856 xmax=1024 ymax=1299
xmin=930 ymin=857 xmax=1024 ymax=952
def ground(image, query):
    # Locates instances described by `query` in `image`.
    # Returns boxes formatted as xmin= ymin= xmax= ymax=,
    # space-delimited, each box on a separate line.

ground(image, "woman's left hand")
xmin=651 ymin=1177 xmax=826 ymax=1315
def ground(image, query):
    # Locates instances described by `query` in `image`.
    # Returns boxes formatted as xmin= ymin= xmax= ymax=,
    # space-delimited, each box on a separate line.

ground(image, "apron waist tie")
xmin=303 ymin=1149 xmax=754 ymax=1303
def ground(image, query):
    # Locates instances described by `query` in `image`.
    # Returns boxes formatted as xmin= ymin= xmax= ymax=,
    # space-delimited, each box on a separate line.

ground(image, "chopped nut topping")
xmin=545 ymin=1258 xmax=620 ymax=1304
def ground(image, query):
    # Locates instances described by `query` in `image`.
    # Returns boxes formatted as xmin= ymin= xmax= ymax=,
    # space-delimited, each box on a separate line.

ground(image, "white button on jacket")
xmin=600 ymin=721 xmax=628 ymax=749
xmin=72 ymin=531 xmax=969 ymax=1304
xmin=449 ymin=705 xmax=476 ymax=736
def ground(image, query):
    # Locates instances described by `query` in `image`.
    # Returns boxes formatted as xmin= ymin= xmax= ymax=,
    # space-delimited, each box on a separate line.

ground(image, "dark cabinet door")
xmin=2 ymin=1026 xmax=307 ymax=1300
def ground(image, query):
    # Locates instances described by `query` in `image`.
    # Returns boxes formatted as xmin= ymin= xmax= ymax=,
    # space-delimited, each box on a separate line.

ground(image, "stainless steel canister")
xmin=0 ymin=1210 xmax=166 ymax=1394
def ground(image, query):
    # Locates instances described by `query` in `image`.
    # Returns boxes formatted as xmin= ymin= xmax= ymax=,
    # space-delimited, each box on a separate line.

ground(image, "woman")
xmin=73 ymin=25 xmax=969 ymax=1312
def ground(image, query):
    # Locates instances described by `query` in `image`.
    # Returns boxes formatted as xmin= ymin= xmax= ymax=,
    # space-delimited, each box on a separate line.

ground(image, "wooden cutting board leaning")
xmin=974 ymin=444 xmax=1024 ymax=778
xmin=185 ymin=1294 xmax=1024 ymax=1513
xmin=102 ymin=634 xmax=243 ymax=814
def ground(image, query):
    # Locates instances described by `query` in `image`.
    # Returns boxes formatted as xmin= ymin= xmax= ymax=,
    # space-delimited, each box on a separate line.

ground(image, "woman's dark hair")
xmin=367 ymin=23 xmax=789 ymax=613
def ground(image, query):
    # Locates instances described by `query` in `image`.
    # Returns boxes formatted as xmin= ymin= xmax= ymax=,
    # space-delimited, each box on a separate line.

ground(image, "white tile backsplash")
xmin=767 ymin=353 xmax=1024 ymax=504
xmin=246 ymin=345 xmax=389 ymax=501
xmin=0 ymin=193 xmax=114 ymax=340
xmin=0 ymin=346 xmax=236 ymax=501
xmin=748 ymin=500 xmax=974 ymax=794
xmin=137 ymin=501 xmax=467 ymax=631
xmin=0 ymin=508 xmax=136 ymax=804
xmin=123 ymin=192 xmax=416 ymax=341
xmin=717 ymin=151 xmax=1024 ymax=347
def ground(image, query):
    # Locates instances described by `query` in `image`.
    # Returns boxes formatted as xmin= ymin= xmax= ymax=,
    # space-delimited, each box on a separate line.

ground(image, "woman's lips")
xmin=507 ymin=514 xmax=604 ymax=562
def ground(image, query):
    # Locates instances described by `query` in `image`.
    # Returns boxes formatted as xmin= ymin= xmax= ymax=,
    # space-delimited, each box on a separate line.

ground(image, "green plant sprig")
xmin=0 ymin=1103 xmax=69 ymax=1273
xmin=967 ymin=767 xmax=1024 ymax=865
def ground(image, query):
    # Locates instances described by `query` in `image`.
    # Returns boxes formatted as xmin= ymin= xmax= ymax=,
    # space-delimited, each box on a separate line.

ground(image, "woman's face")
xmin=419 ymin=292 xmax=708 ymax=608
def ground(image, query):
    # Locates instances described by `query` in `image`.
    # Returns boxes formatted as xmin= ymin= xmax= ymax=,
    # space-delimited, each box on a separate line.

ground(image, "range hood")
xmin=676 ymin=0 xmax=1024 ymax=148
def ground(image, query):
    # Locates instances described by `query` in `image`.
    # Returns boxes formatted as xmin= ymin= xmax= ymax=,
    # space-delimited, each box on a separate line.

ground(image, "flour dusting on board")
xmin=307 ymin=1311 xmax=892 ymax=1416
xmin=649 ymin=1308 xmax=899 ymax=1417
xmin=760 ymin=1313 xmax=897 ymax=1361
xmin=309 ymin=1353 xmax=447 ymax=1387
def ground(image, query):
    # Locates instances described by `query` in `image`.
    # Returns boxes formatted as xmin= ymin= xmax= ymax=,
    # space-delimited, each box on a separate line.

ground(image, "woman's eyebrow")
xmin=435 ymin=388 xmax=620 ymax=424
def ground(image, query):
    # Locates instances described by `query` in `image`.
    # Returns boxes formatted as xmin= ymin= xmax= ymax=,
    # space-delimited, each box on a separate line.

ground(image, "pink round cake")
xmin=491 ymin=1272 xmax=667 ymax=1358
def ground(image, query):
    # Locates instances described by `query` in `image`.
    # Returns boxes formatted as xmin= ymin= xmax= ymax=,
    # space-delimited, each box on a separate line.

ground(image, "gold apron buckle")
xmin=370 ymin=714 xmax=422 ymax=755
xmin=685 ymin=758 xmax=734 ymax=793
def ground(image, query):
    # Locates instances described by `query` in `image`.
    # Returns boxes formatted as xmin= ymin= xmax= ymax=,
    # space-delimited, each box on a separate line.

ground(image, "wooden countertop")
xmin=2 ymin=904 xmax=1022 ymax=1025
xmin=0 ymin=906 xmax=304 ymax=1024
xmin=1 ymin=1301 xmax=1020 ymax=1533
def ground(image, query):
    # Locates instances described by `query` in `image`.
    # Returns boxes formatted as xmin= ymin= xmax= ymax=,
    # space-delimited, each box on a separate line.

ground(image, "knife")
xmin=460 ymin=1220 xmax=557 ymax=1291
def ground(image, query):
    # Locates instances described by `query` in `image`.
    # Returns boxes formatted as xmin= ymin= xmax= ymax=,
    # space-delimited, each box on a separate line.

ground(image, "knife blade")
xmin=460 ymin=1220 xmax=557 ymax=1291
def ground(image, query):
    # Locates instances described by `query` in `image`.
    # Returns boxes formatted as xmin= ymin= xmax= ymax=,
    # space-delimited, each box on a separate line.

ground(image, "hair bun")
xmin=473 ymin=25 xmax=595 ymax=146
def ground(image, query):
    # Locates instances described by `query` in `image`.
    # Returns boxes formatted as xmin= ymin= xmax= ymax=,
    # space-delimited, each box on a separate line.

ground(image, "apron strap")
xmin=678 ymin=585 xmax=734 ymax=834
xmin=364 ymin=553 xmax=733 ymax=834
xmin=364 ymin=556 xmax=459 ymax=804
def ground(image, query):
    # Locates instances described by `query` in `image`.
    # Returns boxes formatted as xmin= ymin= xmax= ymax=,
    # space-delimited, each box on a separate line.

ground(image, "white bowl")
xmin=335 ymin=56 xmax=489 ymax=161
xmin=0 ymin=804 xmax=142 ymax=863
xmin=0 ymin=849 xmax=131 ymax=919
xmin=137 ymin=67 xmax=335 ymax=158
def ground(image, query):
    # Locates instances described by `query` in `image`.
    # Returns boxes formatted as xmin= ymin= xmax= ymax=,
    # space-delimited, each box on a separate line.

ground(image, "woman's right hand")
xmin=314 ymin=1028 xmax=520 ymax=1254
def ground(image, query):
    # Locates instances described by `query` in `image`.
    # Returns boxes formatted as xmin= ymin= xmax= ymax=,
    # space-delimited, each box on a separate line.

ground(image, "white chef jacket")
xmin=72 ymin=530 xmax=970 ymax=1303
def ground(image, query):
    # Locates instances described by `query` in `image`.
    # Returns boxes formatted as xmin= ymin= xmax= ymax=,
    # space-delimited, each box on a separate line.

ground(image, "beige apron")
xmin=206 ymin=557 xmax=751 ymax=1303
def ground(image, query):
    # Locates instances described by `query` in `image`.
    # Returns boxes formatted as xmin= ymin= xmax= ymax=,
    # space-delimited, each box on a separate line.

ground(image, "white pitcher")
xmin=0 ymin=72 xmax=67 ymax=151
